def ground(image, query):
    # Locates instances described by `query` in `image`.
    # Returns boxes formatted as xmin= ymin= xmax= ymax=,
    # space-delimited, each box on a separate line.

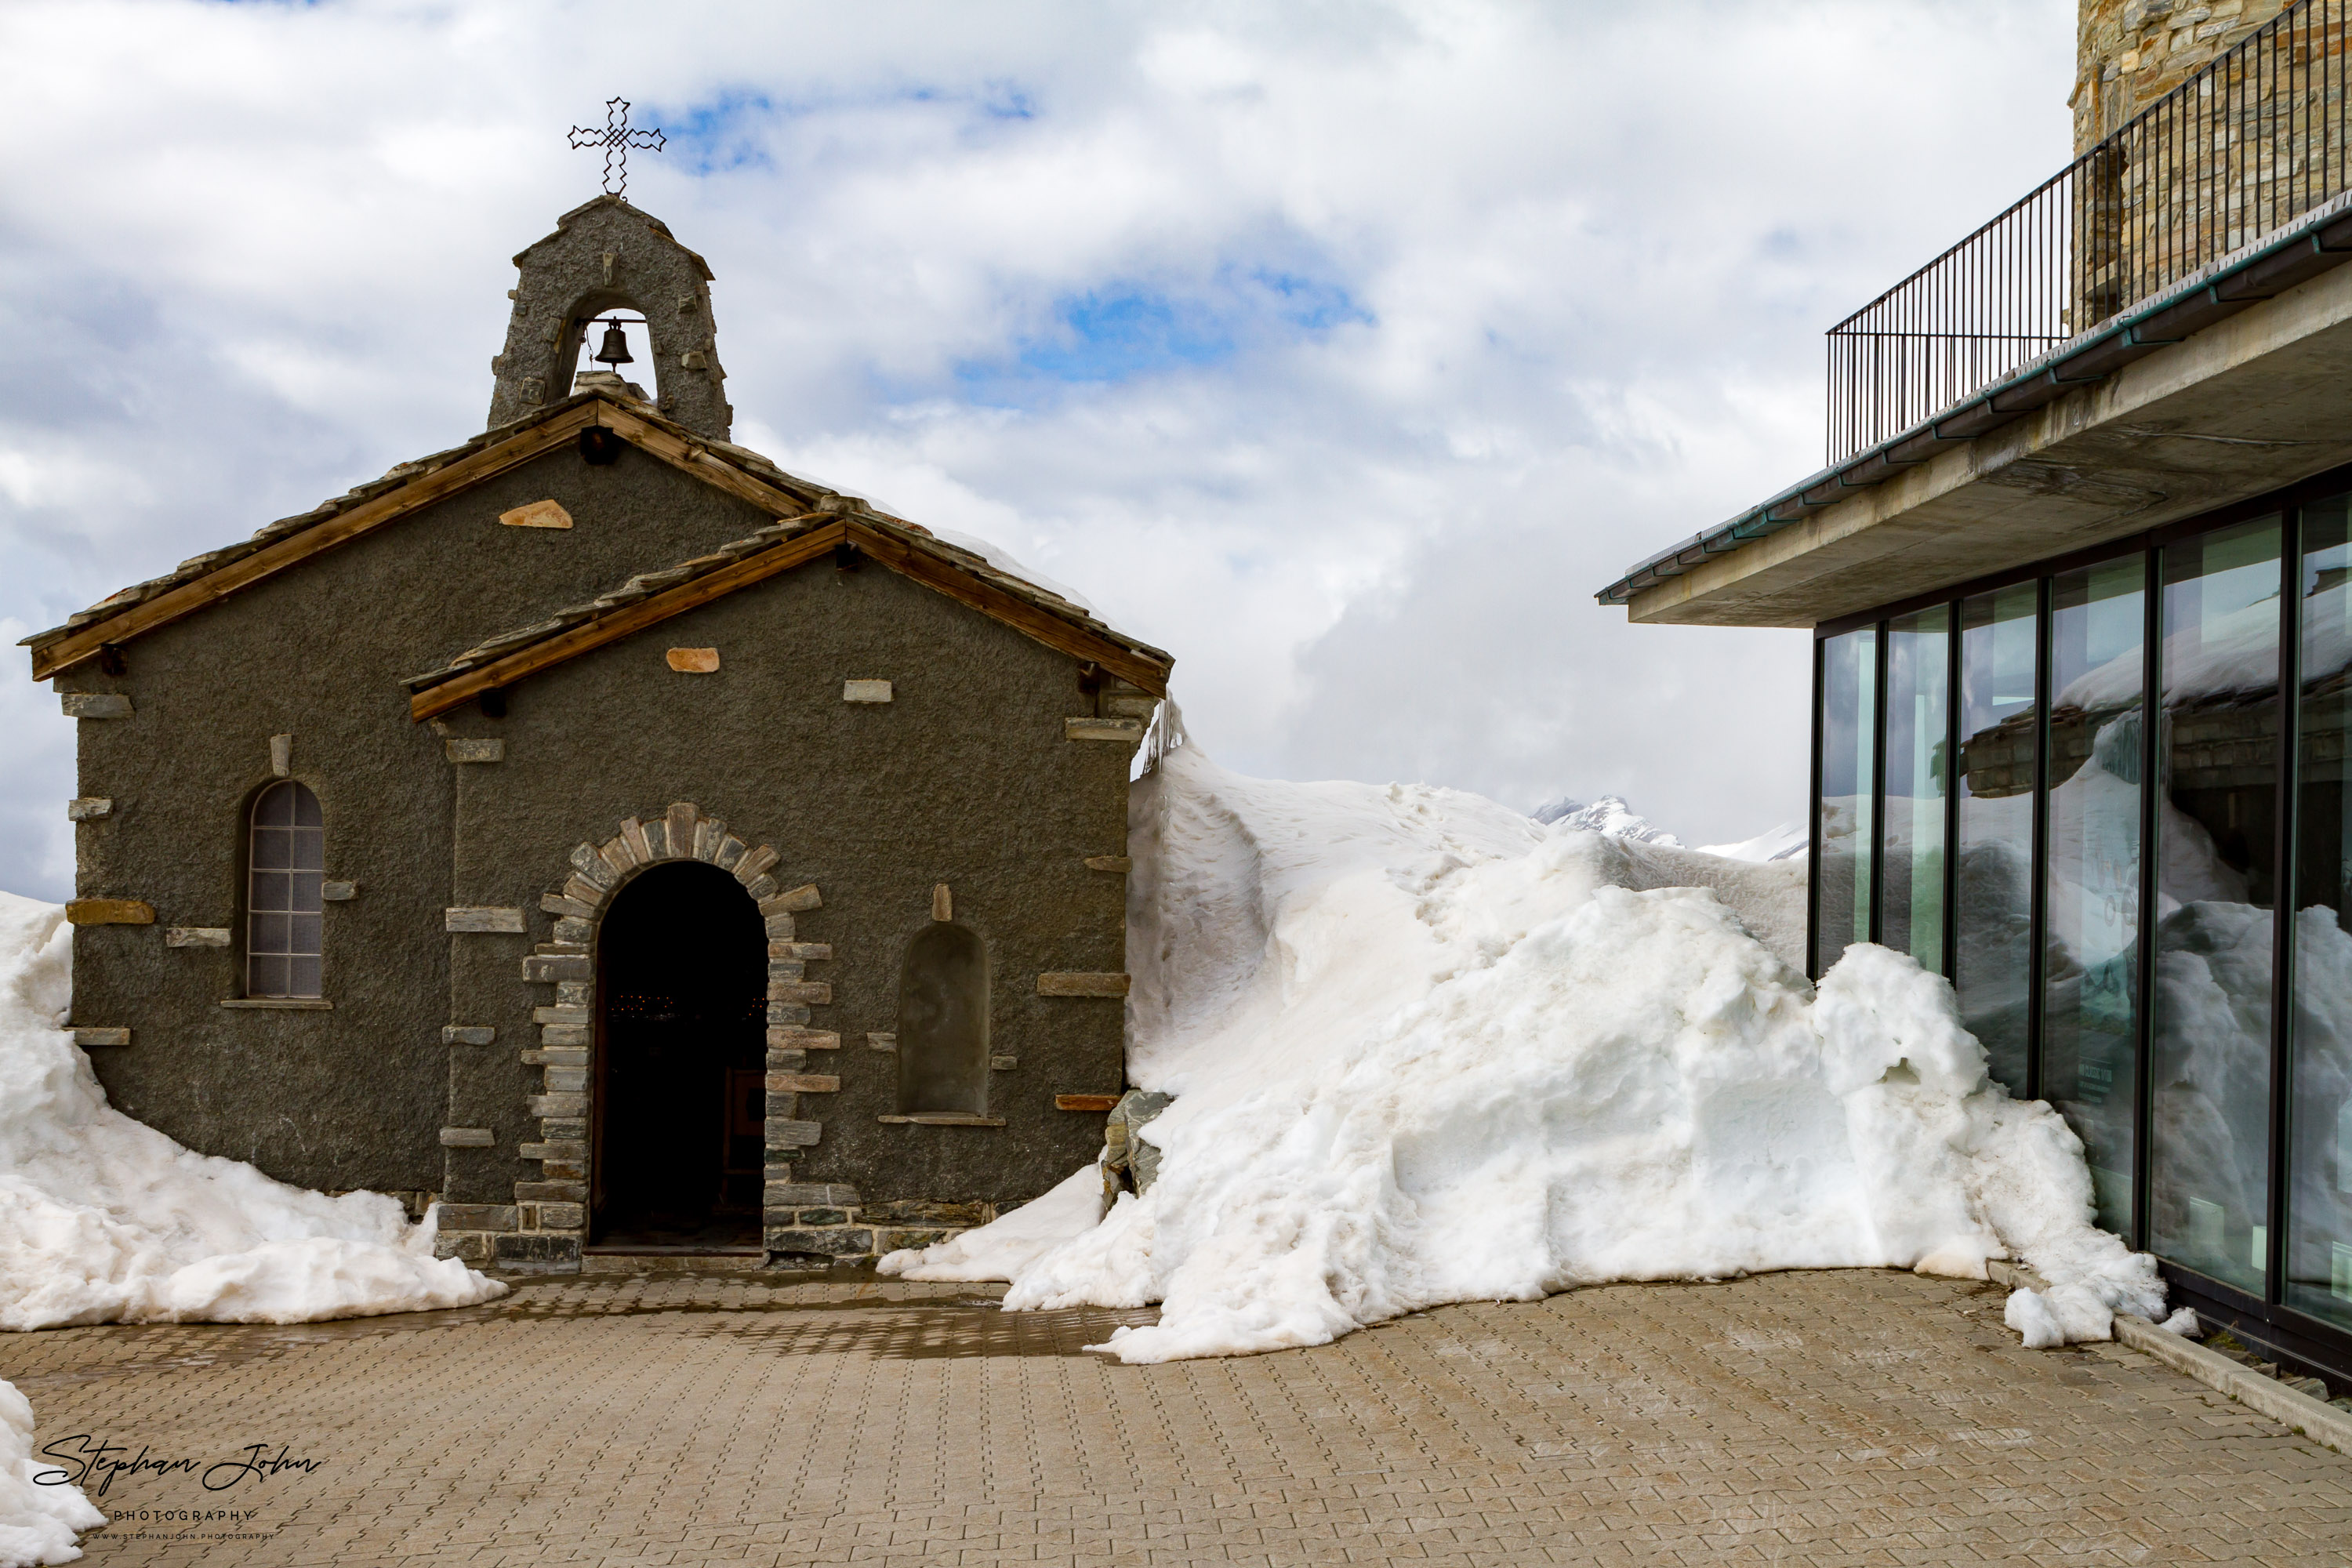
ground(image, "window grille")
xmin=247 ymin=780 xmax=324 ymax=999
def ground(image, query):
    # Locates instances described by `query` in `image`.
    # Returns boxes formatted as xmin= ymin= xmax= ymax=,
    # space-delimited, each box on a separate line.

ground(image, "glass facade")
xmin=2042 ymin=555 xmax=2146 ymax=1237
xmin=1814 ymin=626 xmax=1877 ymax=976
xmin=2291 ymin=498 xmax=2352 ymax=1332
xmin=1811 ymin=476 xmax=2352 ymax=1372
xmin=1882 ymin=607 xmax=1951 ymax=973
xmin=1955 ymin=584 xmax=2038 ymax=1093
xmin=2151 ymin=519 xmax=2281 ymax=1295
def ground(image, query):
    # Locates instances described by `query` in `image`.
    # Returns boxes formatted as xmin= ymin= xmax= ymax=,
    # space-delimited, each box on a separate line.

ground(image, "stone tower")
xmin=2072 ymin=0 xmax=2292 ymax=154
xmin=486 ymin=195 xmax=732 ymax=440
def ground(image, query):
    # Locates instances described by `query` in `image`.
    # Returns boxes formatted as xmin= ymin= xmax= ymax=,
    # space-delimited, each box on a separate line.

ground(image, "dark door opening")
xmin=593 ymin=859 xmax=767 ymax=1248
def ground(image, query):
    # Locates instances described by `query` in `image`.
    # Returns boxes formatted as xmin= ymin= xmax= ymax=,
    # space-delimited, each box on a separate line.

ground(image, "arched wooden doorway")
xmin=593 ymin=859 xmax=767 ymax=1247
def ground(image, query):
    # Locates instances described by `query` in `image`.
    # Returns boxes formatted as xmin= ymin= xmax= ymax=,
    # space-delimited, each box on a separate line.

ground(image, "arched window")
xmin=248 ymin=781 xmax=324 ymax=999
xmin=897 ymin=924 xmax=989 ymax=1115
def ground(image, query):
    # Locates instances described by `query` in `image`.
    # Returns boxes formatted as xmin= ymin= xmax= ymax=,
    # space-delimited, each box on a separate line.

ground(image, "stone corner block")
xmin=764 ymin=1118 xmax=822 ymax=1149
xmin=874 ymin=1227 xmax=956 ymax=1254
xmin=763 ymin=1227 xmax=876 ymax=1258
xmin=1036 ymin=971 xmax=1133 ymax=997
xmin=434 ymin=1232 xmax=494 ymax=1263
xmin=760 ymin=884 xmax=822 ymax=915
xmin=61 ymin=692 xmax=133 ymax=720
xmin=492 ymin=1233 xmax=583 ymax=1267
xmin=514 ymin=1181 xmax=587 ymax=1204
xmin=764 ymin=1182 xmax=861 ymax=1207
xmin=1065 ymin=716 xmax=1143 ymax=743
xmin=446 ymin=906 xmax=526 ymax=934
xmin=65 ymin=899 xmax=154 ymax=926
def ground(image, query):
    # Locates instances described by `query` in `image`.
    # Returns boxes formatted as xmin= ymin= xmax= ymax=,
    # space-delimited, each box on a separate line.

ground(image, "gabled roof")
xmin=20 ymin=392 xmax=1171 ymax=701
xmin=401 ymin=505 xmax=1171 ymax=720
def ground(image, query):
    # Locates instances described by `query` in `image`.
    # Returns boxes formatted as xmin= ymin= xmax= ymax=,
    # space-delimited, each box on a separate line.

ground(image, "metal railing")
xmin=1828 ymin=0 xmax=2352 ymax=464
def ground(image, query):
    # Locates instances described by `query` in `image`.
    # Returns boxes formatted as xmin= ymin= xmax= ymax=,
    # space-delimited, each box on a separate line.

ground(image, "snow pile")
xmin=0 ymin=892 xmax=505 ymax=1330
xmin=877 ymin=1163 xmax=1105 ymax=1283
xmin=885 ymin=742 xmax=2163 ymax=1363
xmin=1 ymin=1378 xmax=100 ymax=1568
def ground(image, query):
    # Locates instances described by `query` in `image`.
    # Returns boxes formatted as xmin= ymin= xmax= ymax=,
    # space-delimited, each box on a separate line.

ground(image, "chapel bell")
xmin=592 ymin=320 xmax=634 ymax=367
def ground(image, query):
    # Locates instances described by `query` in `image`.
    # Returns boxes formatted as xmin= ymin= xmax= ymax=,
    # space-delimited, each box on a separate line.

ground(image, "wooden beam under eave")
xmin=594 ymin=404 xmax=818 ymax=518
xmin=30 ymin=405 xmax=602 ymax=681
xmin=407 ymin=521 xmax=848 ymax=720
xmin=405 ymin=509 xmax=1171 ymax=722
xmin=843 ymin=520 xmax=1172 ymax=696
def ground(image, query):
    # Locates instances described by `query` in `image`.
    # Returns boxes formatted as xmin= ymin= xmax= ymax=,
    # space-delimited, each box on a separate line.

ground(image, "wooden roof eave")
xmin=27 ymin=401 xmax=602 ymax=682
xmin=24 ymin=383 xmax=1171 ymax=699
xmin=22 ymin=394 xmax=831 ymax=684
xmin=404 ymin=514 xmax=1171 ymax=722
xmin=839 ymin=518 xmax=1172 ymax=695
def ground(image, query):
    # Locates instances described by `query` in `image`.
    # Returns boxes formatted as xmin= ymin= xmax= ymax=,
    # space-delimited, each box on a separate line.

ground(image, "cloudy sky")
xmin=0 ymin=0 xmax=2074 ymax=900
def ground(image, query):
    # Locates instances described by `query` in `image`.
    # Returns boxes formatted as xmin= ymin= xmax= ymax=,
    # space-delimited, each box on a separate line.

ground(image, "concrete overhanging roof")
xmin=1607 ymin=198 xmax=2352 ymax=627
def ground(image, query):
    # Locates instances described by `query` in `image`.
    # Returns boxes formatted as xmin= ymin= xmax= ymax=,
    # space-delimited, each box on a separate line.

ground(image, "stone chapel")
xmin=19 ymin=194 xmax=1171 ymax=1272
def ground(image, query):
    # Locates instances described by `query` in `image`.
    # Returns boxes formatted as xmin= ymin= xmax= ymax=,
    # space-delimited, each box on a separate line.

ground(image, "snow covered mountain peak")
xmin=1529 ymin=793 xmax=1682 ymax=847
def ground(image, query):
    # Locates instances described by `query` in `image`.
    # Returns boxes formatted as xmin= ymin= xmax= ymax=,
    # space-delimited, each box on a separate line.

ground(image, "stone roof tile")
xmin=22 ymin=391 xmax=1168 ymax=700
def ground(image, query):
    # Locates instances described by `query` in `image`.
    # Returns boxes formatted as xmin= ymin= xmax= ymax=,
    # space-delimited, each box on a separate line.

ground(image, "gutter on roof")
xmin=1593 ymin=191 xmax=2352 ymax=609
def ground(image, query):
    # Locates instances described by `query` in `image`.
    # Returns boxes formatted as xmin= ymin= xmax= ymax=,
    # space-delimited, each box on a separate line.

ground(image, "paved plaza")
xmin=2 ymin=1268 xmax=2347 ymax=1566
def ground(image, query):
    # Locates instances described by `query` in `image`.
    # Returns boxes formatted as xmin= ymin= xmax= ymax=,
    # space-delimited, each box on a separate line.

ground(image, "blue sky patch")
xmin=1021 ymin=290 xmax=1237 ymax=381
xmin=635 ymin=91 xmax=778 ymax=180
xmin=956 ymin=264 xmax=1372 ymax=405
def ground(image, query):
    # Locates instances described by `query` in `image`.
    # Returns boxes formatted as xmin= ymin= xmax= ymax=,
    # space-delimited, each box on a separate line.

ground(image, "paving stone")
xmin=5 ymin=1271 xmax=2350 ymax=1566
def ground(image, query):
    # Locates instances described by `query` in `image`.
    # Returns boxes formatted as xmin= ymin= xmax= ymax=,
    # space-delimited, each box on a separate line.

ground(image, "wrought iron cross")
xmin=569 ymin=98 xmax=664 ymax=198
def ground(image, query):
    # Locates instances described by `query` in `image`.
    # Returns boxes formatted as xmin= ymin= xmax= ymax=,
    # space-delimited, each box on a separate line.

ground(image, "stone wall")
xmin=487 ymin=196 xmax=731 ymax=441
xmin=56 ymin=431 xmax=1142 ymax=1251
xmin=2074 ymin=0 xmax=2293 ymax=154
xmin=56 ymin=441 xmax=777 ymax=1194
xmin=427 ymin=550 xmax=1138 ymax=1271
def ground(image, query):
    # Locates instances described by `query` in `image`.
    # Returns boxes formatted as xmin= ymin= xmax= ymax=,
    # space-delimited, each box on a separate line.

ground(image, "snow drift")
xmin=0 ymin=891 xmax=510 ymax=1562
xmin=0 ymin=892 xmax=505 ymax=1330
xmin=1 ymin=1380 xmax=100 ymax=1568
xmin=885 ymin=739 xmax=2165 ymax=1363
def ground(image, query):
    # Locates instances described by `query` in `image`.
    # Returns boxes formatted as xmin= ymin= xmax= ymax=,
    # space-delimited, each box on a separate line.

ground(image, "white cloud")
xmin=0 ymin=0 xmax=2076 ymax=897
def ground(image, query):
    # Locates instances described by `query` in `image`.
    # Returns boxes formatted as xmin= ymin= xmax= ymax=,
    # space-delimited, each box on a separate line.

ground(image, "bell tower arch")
xmin=487 ymin=194 xmax=732 ymax=440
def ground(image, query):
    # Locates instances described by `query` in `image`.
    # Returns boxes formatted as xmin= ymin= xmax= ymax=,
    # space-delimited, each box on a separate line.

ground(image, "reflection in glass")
xmin=2150 ymin=520 xmax=2281 ymax=1294
xmin=1956 ymin=585 xmax=2039 ymax=1093
xmin=2291 ymin=495 xmax=2352 ymax=1329
xmin=2043 ymin=555 xmax=2146 ymax=1237
xmin=1816 ymin=626 xmax=1877 ymax=976
xmin=1882 ymin=607 xmax=1951 ymax=974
